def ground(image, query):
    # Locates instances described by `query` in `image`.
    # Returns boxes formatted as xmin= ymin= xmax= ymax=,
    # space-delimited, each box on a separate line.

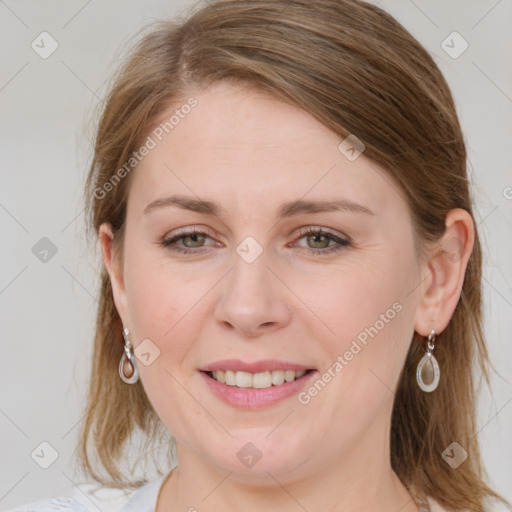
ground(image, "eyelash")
xmin=160 ymin=226 xmax=351 ymax=256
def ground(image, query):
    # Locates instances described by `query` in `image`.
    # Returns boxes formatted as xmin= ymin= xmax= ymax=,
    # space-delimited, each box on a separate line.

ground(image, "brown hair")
xmin=79 ymin=0 xmax=509 ymax=509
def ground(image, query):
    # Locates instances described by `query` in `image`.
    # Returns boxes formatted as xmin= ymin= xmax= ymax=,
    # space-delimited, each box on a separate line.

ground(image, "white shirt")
xmin=5 ymin=474 xmax=167 ymax=512
xmin=7 ymin=476 xmax=504 ymax=512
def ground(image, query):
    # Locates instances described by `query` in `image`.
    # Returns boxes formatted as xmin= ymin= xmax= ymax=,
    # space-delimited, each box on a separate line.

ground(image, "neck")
xmin=156 ymin=426 xmax=421 ymax=512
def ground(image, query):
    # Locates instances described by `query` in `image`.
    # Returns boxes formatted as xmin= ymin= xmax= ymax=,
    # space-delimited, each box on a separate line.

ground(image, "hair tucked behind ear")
xmin=80 ymin=0 xmax=509 ymax=509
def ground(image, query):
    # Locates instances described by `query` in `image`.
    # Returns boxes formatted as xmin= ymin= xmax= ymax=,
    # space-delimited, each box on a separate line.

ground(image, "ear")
xmin=413 ymin=208 xmax=475 ymax=336
xmin=99 ymin=222 xmax=129 ymax=325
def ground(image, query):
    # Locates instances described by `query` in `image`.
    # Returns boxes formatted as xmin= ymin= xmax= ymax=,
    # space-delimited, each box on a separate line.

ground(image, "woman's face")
xmin=103 ymin=81 xmax=425 ymax=484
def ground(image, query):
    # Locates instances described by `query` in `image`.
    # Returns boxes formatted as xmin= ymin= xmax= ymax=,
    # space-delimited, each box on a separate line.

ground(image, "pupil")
xmin=186 ymin=233 xmax=203 ymax=247
xmin=310 ymin=233 xmax=327 ymax=248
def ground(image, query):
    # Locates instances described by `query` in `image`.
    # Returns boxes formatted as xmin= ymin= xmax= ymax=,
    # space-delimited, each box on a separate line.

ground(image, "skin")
xmin=100 ymin=81 xmax=474 ymax=511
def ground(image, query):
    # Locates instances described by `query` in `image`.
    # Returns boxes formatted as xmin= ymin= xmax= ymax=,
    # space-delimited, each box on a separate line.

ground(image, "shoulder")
xmin=427 ymin=495 xmax=510 ymax=512
xmin=5 ymin=474 xmax=167 ymax=512
xmin=427 ymin=496 xmax=450 ymax=512
xmin=4 ymin=497 xmax=91 ymax=512
xmin=4 ymin=486 xmax=134 ymax=512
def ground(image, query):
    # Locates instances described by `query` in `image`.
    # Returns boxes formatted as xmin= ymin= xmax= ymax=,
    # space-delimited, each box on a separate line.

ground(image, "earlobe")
xmin=413 ymin=208 xmax=475 ymax=336
xmin=99 ymin=222 xmax=129 ymax=322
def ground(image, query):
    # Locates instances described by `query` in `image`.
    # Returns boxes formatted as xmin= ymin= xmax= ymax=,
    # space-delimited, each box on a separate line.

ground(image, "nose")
xmin=214 ymin=249 xmax=292 ymax=338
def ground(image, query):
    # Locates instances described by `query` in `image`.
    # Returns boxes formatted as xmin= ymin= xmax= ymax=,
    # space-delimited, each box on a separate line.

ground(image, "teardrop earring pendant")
xmin=416 ymin=329 xmax=440 ymax=393
xmin=119 ymin=327 xmax=139 ymax=384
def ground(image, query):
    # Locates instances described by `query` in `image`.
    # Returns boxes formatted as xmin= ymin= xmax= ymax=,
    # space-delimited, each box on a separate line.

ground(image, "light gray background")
xmin=1 ymin=0 xmax=511 ymax=509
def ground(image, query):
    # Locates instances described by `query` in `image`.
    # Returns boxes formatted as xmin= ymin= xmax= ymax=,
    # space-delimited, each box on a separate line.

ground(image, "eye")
xmin=160 ymin=227 xmax=219 ymax=254
xmin=291 ymin=226 xmax=351 ymax=255
xmin=160 ymin=226 xmax=351 ymax=255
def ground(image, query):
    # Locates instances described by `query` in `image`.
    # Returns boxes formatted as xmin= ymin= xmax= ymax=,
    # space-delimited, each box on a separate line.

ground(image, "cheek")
xmin=122 ymin=253 xmax=211 ymax=435
xmin=122 ymin=250 xmax=206 ymax=412
xmin=124 ymin=243 xmax=205 ymax=338
xmin=294 ymin=250 xmax=414 ymax=348
xmin=126 ymin=265 xmax=178 ymax=338
xmin=301 ymin=247 xmax=417 ymax=398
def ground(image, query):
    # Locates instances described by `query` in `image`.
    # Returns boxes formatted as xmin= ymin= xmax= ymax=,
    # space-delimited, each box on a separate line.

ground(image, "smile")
xmin=199 ymin=362 xmax=318 ymax=409
xmin=205 ymin=369 xmax=310 ymax=389
xmin=203 ymin=370 xmax=309 ymax=389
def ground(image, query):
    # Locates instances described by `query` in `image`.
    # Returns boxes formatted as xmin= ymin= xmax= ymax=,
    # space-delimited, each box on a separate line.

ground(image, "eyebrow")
xmin=143 ymin=194 xmax=375 ymax=218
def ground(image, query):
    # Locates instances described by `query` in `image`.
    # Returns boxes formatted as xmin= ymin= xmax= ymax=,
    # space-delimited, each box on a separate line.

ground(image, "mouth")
xmin=202 ymin=368 xmax=313 ymax=389
xmin=199 ymin=361 xmax=318 ymax=409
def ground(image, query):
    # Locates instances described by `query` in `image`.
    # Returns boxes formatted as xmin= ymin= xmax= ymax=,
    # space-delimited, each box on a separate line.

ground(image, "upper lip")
xmin=200 ymin=359 xmax=314 ymax=373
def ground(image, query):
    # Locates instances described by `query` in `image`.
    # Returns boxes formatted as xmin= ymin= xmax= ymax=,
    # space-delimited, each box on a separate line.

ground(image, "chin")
xmin=201 ymin=431 xmax=312 ymax=481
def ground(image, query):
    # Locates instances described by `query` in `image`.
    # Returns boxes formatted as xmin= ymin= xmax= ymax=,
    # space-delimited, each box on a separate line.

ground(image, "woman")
xmin=9 ymin=0 xmax=510 ymax=510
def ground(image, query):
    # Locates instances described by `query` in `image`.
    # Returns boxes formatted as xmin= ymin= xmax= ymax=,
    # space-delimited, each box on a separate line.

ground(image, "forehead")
xmin=129 ymin=81 xmax=401 ymax=216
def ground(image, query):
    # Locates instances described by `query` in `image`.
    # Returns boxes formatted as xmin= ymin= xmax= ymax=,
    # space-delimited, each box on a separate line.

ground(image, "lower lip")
xmin=200 ymin=370 xmax=318 ymax=410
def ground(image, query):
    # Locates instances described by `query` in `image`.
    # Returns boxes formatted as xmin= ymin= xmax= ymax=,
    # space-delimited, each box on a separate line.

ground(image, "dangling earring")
xmin=416 ymin=329 xmax=440 ymax=392
xmin=119 ymin=327 xmax=139 ymax=384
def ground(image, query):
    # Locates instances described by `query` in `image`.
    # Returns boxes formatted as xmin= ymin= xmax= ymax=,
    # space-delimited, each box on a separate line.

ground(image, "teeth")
xmin=272 ymin=370 xmax=285 ymax=385
xmin=253 ymin=371 xmax=272 ymax=389
xmin=235 ymin=371 xmax=253 ymax=388
xmin=225 ymin=370 xmax=236 ymax=386
xmin=284 ymin=370 xmax=295 ymax=382
xmin=211 ymin=369 xmax=308 ymax=388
